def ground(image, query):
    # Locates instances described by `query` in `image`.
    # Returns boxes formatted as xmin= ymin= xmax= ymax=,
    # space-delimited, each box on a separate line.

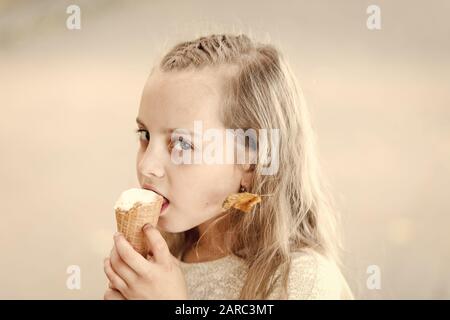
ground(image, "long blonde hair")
xmin=157 ymin=34 xmax=342 ymax=299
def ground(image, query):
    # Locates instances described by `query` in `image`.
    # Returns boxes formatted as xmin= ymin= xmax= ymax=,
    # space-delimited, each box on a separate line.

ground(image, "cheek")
xmin=172 ymin=165 xmax=240 ymax=211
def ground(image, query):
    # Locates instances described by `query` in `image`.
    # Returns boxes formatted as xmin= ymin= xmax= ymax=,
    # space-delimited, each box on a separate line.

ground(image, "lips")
xmin=160 ymin=199 xmax=169 ymax=214
xmin=142 ymin=183 xmax=170 ymax=206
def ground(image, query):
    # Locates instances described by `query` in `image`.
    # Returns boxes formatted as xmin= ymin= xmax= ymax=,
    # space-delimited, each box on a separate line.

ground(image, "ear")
xmin=240 ymin=163 xmax=255 ymax=190
xmin=236 ymin=135 xmax=257 ymax=189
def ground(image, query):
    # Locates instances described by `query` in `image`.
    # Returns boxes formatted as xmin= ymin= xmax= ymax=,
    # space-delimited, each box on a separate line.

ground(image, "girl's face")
xmin=136 ymin=68 xmax=244 ymax=233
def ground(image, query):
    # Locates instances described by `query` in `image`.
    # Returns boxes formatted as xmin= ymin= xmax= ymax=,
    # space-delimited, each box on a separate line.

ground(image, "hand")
xmin=103 ymin=287 xmax=126 ymax=300
xmin=103 ymin=281 xmax=126 ymax=300
xmin=103 ymin=224 xmax=188 ymax=300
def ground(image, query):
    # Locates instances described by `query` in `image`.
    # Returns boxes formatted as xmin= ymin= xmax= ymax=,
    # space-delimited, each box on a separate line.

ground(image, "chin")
xmin=158 ymin=214 xmax=203 ymax=234
xmin=157 ymin=217 xmax=186 ymax=233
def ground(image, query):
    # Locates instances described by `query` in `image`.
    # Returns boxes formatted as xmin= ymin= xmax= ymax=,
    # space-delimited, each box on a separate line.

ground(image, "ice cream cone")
xmin=114 ymin=188 xmax=164 ymax=256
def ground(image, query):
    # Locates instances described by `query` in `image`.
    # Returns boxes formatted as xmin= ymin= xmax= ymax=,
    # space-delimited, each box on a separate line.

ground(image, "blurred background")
xmin=0 ymin=0 xmax=449 ymax=299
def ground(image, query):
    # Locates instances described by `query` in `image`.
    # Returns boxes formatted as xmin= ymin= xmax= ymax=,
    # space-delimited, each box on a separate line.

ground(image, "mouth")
xmin=142 ymin=183 xmax=170 ymax=214
xmin=161 ymin=198 xmax=170 ymax=214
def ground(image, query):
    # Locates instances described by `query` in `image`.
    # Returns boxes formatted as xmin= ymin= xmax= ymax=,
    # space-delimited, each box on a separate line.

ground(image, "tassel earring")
xmin=222 ymin=185 xmax=262 ymax=214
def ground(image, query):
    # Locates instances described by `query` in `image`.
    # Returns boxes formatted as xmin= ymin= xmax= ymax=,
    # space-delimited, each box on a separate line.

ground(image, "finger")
xmin=110 ymin=244 xmax=139 ymax=284
xmin=143 ymin=224 xmax=172 ymax=266
xmin=104 ymin=288 xmax=126 ymax=300
xmin=113 ymin=232 xmax=149 ymax=275
xmin=103 ymin=257 xmax=127 ymax=292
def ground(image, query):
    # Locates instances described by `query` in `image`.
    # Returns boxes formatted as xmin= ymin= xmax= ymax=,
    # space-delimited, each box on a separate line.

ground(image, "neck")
xmin=182 ymin=213 xmax=232 ymax=263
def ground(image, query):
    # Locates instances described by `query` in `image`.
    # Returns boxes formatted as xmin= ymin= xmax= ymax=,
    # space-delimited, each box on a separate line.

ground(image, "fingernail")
xmin=114 ymin=232 xmax=121 ymax=238
xmin=143 ymin=223 xmax=152 ymax=231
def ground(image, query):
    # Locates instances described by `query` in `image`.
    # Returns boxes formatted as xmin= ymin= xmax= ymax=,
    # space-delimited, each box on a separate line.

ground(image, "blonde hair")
xmin=157 ymin=34 xmax=342 ymax=299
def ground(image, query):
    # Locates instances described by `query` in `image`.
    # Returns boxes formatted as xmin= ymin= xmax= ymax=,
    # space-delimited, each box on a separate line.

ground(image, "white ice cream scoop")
xmin=114 ymin=188 xmax=162 ymax=211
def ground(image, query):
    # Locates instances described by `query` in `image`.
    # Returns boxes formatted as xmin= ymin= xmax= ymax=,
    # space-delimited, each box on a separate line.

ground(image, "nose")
xmin=137 ymin=141 xmax=166 ymax=179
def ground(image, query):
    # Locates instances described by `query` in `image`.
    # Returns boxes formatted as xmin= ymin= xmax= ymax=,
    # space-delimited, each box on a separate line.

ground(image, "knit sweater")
xmin=179 ymin=248 xmax=353 ymax=300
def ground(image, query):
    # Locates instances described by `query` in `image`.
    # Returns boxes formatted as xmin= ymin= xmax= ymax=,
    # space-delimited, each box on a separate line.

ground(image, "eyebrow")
xmin=136 ymin=117 xmax=199 ymax=137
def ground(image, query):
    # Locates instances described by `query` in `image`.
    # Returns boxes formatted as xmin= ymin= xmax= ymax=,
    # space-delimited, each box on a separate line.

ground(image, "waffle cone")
xmin=115 ymin=198 xmax=163 ymax=256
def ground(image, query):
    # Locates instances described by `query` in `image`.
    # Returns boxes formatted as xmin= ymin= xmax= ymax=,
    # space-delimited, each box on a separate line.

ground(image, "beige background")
xmin=1 ymin=0 xmax=449 ymax=299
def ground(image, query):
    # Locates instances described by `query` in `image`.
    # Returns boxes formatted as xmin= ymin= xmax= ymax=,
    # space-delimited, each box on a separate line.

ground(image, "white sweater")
xmin=179 ymin=248 xmax=354 ymax=300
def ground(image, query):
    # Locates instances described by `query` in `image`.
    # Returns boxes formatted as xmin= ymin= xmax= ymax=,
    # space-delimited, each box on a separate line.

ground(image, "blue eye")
xmin=136 ymin=129 xmax=149 ymax=142
xmin=172 ymin=136 xmax=193 ymax=151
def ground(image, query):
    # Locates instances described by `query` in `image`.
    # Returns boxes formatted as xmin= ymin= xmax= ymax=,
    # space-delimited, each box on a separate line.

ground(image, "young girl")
xmin=103 ymin=34 xmax=353 ymax=300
